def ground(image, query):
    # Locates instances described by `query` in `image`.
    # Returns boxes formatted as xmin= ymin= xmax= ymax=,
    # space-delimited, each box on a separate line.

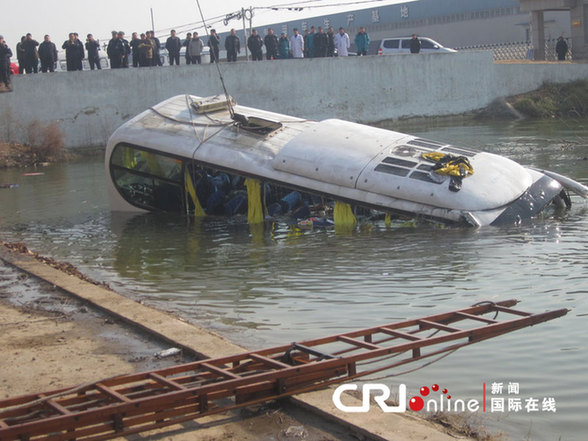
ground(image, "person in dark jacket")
xmin=38 ymin=35 xmax=57 ymax=73
xmin=137 ymin=33 xmax=153 ymax=67
xmin=0 ymin=35 xmax=13 ymax=89
xmin=278 ymin=32 xmax=289 ymax=59
xmin=555 ymin=36 xmax=568 ymax=61
xmin=225 ymin=29 xmax=240 ymax=62
xmin=183 ymin=33 xmax=192 ymax=64
xmin=16 ymin=36 xmax=25 ymax=74
xmin=166 ymin=29 xmax=181 ymax=66
xmin=62 ymin=33 xmax=84 ymax=71
xmin=118 ymin=32 xmax=130 ymax=67
xmin=22 ymin=33 xmax=39 ymax=74
xmin=130 ymin=32 xmax=140 ymax=67
xmin=107 ymin=31 xmax=122 ymax=68
xmin=354 ymin=27 xmax=370 ymax=56
xmin=314 ymin=27 xmax=328 ymax=57
xmin=247 ymin=29 xmax=263 ymax=61
xmin=149 ymin=31 xmax=161 ymax=66
xmin=85 ymin=34 xmax=101 ymax=70
xmin=208 ymin=29 xmax=220 ymax=63
xmin=264 ymin=28 xmax=278 ymax=60
xmin=326 ymin=27 xmax=335 ymax=57
xmin=409 ymin=34 xmax=421 ymax=54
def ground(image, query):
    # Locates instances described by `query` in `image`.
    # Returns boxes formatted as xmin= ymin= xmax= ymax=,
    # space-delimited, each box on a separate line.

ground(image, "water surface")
xmin=0 ymin=119 xmax=586 ymax=440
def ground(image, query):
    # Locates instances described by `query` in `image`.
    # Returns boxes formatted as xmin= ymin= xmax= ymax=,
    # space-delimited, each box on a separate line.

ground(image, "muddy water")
xmin=0 ymin=119 xmax=587 ymax=441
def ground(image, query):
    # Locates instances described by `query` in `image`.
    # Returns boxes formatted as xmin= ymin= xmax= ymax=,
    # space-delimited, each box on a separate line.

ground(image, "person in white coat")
xmin=334 ymin=27 xmax=350 ymax=56
xmin=289 ymin=28 xmax=304 ymax=58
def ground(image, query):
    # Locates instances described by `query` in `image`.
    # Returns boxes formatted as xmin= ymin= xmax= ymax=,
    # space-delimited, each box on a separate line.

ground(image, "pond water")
xmin=0 ymin=118 xmax=586 ymax=441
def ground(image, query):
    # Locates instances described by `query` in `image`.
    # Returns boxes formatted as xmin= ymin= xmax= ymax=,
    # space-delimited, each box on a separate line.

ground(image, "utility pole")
xmin=242 ymin=8 xmax=249 ymax=61
xmin=248 ymin=5 xmax=253 ymax=37
xmin=150 ymin=8 xmax=155 ymax=32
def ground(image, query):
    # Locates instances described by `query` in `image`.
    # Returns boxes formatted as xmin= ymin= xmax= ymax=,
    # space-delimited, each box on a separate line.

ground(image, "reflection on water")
xmin=0 ymin=119 xmax=587 ymax=441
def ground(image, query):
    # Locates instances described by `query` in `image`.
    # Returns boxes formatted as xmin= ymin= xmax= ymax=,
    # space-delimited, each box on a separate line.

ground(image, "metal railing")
xmin=456 ymin=38 xmax=572 ymax=61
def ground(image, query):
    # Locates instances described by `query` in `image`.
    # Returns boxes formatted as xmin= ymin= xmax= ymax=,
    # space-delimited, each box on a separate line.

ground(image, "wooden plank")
xmin=248 ymin=354 xmax=292 ymax=370
xmin=200 ymin=362 xmax=241 ymax=380
xmin=45 ymin=399 xmax=72 ymax=415
xmin=379 ymin=327 xmax=423 ymax=341
xmin=455 ymin=311 xmax=498 ymax=324
xmin=337 ymin=335 xmax=382 ymax=350
xmin=492 ymin=306 xmax=532 ymax=316
xmin=148 ymin=373 xmax=186 ymax=391
xmin=418 ymin=319 xmax=461 ymax=333
xmin=95 ymin=383 xmax=131 ymax=403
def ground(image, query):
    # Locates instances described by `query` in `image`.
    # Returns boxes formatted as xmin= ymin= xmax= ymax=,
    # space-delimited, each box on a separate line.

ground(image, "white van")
xmin=378 ymin=37 xmax=456 ymax=55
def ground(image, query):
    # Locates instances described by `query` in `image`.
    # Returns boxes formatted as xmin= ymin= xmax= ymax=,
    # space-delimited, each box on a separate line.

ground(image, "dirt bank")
xmin=0 ymin=262 xmax=367 ymax=441
xmin=0 ymin=141 xmax=95 ymax=169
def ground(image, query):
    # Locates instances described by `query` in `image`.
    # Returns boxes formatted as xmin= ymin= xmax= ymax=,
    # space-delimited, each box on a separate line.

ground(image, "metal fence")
xmin=456 ymin=38 xmax=572 ymax=61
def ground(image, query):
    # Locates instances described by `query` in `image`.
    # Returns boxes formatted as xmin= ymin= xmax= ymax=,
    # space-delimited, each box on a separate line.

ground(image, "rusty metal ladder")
xmin=0 ymin=300 xmax=567 ymax=441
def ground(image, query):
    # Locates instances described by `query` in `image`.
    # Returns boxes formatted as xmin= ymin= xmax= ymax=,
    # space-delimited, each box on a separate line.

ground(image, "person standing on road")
xmin=247 ymin=29 xmax=263 ymax=61
xmin=305 ymin=26 xmax=316 ymax=58
xmin=409 ymin=34 xmax=421 ymax=54
xmin=38 ymin=35 xmax=58 ymax=73
xmin=148 ymin=31 xmax=162 ymax=66
xmin=130 ymin=32 xmax=140 ymax=67
xmin=183 ymin=33 xmax=192 ymax=64
xmin=16 ymin=36 xmax=25 ymax=74
xmin=118 ymin=32 xmax=130 ymax=68
xmin=334 ymin=27 xmax=350 ymax=57
xmin=0 ymin=36 xmax=13 ymax=89
xmin=107 ymin=31 xmax=122 ymax=68
xmin=264 ymin=28 xmax=278 ymax=60
xmin=62 ymin=33 xmax=84 ymax=71
xmin=137 ymin=33 xmax=154 ymax=67
xmin=208 ymin=29 xmax=220 ymax=63
xmin=188 ymin=32 xmax=204 ymax=65
xmin=326 ymin=27 xmax=335 ymax=57
xmin=289 ymin=28 xmax=304 ymax=58
xmin=314 ymin=27 xmax=327 ymax=57
xmin=166 ymin=30 xmax=181 ymax=66
xmin=22 ymin=33 xmax=39 ymax=73
xmin=85 ymin=34 xmax=101 ymax=70
xmin=278 ymin=32 xmax=289 ymax=59
xmin=354 ymin=27 xmax=370 ymax=56
xmin=225 ymin=29 xmax=240 ymax=62
xmin=555 ymin=36 xmax=568 ymax=61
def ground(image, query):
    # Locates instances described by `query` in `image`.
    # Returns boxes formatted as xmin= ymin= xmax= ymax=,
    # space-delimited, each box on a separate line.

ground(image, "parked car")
xmin=378 ymin=37 xmax=456 ymax=55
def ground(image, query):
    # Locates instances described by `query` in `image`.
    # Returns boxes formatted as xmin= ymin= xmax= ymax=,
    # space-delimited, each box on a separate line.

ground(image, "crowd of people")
xmin=1 ymin=25 xmax=379 ymax=88
xmin=241 ymin=26 xmax=370 ymax=61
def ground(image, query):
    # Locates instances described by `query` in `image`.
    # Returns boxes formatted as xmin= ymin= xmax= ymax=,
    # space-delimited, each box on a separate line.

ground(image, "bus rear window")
xmin=110 ymin=144 xmax=184 ymax=212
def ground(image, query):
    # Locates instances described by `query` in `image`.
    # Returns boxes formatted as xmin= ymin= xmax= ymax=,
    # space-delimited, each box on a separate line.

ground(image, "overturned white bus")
xmin=105 ymin=94 xmax=587 ymax=227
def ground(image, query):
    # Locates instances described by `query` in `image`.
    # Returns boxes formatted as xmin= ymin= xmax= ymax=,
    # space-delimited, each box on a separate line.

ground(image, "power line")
xmin=258 ymin=0 xmax=396 ymax=11
xmin=155 ymin=0 xmax=397 ymax=38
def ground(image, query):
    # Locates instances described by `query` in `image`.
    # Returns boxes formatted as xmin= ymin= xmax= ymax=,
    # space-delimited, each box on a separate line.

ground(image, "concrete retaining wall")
xmin=1 ymin=51 xmax=587 ymax=149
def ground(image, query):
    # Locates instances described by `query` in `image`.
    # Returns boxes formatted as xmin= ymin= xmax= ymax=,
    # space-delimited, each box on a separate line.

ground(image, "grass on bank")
xmin=0 ymin=121 xmax=64 ymax=167
xmin=508 ymin=80 xmax=588 ymax=119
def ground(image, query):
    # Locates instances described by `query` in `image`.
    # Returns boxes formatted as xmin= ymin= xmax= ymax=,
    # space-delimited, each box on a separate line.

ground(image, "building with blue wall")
xmin=216 ymin=0 xmax=569 ymax=52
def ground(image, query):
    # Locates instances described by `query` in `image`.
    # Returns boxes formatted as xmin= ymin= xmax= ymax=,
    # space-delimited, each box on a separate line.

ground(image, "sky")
xmin=2 ymin=0 xmax=405 ymax=50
